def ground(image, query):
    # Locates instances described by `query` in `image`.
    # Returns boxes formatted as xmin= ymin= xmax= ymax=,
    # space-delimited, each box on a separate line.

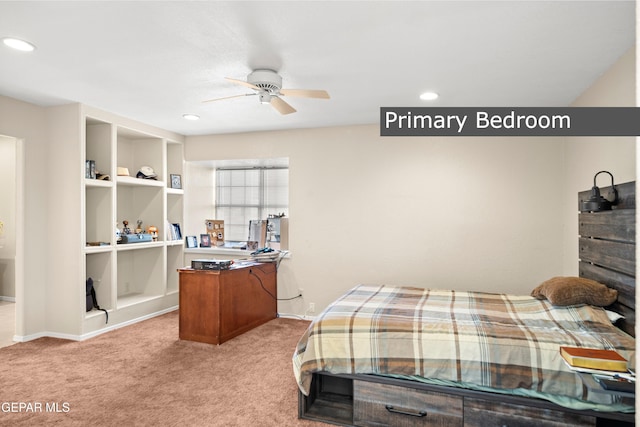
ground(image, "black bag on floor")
xmin=86 ymin=277 xmax=109 ymax=324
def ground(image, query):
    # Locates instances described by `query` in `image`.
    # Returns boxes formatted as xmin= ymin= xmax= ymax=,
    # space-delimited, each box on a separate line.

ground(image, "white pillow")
xmin=605 ymin=310 xmax=625 ymax=324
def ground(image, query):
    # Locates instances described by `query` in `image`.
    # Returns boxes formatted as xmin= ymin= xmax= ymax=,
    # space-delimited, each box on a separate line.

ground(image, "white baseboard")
xmin=277 ymin=312 xmax=315 ymax=321
xmin=12 ymin=308 xmax=308 ymax=343
xmin=13 ymin=306 xmax=179 ymax=343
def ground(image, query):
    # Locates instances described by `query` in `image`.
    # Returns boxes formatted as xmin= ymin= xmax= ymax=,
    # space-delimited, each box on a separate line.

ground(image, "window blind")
xmin=215 ymin=167 xmax=288 ymax=241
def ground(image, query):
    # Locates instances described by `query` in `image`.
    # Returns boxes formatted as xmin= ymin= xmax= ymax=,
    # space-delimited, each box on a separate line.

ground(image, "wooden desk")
xmin=178 ymin=262 xmax=277 ymax=344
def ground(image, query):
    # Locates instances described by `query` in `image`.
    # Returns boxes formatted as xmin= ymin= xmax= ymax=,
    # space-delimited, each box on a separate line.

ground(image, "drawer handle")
xmin=385 ymin=404 xmax=427 ymax=418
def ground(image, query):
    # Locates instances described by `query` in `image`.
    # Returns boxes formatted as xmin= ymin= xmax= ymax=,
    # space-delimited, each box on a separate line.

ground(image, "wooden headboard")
xmin=578 ymin=181 xmax=635 ymax=337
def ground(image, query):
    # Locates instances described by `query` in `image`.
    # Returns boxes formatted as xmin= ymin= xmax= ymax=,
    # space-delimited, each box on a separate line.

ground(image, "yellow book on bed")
xmin=560 ymin=346 xmax=628 ymax=372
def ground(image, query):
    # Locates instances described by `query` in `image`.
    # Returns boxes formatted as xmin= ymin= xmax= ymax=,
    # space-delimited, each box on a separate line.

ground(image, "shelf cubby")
xmin=116 ymin=246 xmax=164 ymax=308
xmin=85 ymin=251 xmax=113 ymax=313
xmin=117 ymin=126 xmax=163 ymax=182
xmin=85 ymin=118 xmax=113 ymax=179
xmin=166 ymin=141 xmax=184 ymax=189
xmin=167 ymin=192 xmax=183 ymax=225
xmin=117 ymin=183 xmax=164 ymax=240
xmin=85 ymin=185 xmax=114 ymax=246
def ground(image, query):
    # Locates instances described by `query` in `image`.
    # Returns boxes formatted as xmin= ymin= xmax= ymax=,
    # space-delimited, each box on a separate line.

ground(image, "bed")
xmin=294 ymin=181 xmax=635 ymax=426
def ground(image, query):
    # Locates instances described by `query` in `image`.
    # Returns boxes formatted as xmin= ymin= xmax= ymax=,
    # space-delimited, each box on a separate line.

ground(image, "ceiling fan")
xmin=203 ymin=69 xmax=330 ymax=115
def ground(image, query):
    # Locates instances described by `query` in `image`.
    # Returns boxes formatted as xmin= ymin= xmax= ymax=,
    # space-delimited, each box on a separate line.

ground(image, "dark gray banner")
xmin=380 ymin=107 xmax=640 ymax=136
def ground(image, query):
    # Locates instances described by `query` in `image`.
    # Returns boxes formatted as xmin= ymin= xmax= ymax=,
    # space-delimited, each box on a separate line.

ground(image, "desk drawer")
xmin=353 ymin=381 xmax=463 ymax=427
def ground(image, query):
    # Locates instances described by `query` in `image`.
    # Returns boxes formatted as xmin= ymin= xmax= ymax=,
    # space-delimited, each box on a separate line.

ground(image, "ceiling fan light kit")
xmin=247 ymin=69 xmax=283 ymax=92
xmin=203 ymin=69 xmax=329 ymax=115
xmin=259 ymin=93 xmax=272 ymax=104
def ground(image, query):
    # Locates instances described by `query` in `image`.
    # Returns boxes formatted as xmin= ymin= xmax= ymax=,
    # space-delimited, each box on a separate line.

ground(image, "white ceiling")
xmin=0 ymin=1 xmax=635 ymax=136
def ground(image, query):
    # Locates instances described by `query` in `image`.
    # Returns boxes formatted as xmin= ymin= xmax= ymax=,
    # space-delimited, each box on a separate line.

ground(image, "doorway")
xmin=0 ymin=300 xmax=15 ymax=347
xmin=0 ymin=135 xmax=20 ymax=347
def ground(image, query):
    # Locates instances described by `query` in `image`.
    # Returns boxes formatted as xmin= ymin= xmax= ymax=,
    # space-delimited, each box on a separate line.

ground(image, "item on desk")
xmin=171 ymin=223 xmax=182 ymax=240
xmin=191 ymin=259 xmax=233 ymax=270
xmin=119 ymin=233 xmax=154 ymax=244
xmin=251 ymin=247 xmax=274 ymax=256
xmin=147 ymin=225 xmax=158 ymax=241
xmin=96 ymin=171 xmax=110 ymax=180
xmin=560 ymin=346 xmax=628 ymax=372
xmin=205 ymin=219 xmax=224 ymax=246
xmin=185 ymin=235 xmax=198 ymax=248
xmin=266 ymin=216 xmax=288 ymax=250
xmin=136 ymin=165 xmax=157 ymax=180
xmin=85 ymin=160 xmax=96 ymax=179
xmin=86 ymin=241 xmax=109 ymax=246
xmin=594 ymin=375 xmax=635 ymax=393
xmin=561 ymin=360 xmax=636 ymax=381
xmin=248 ymin=220 xmax=267 ymax=249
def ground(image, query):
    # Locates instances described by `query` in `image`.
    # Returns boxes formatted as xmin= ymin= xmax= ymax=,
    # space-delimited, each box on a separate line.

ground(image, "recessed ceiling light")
xmin=182 ymin=114 xmax=200 ymax=121
xmin=2 ymin=37 xmax=36 ymax=52
xmin=419 ymin=91 xmax=439 ymax=101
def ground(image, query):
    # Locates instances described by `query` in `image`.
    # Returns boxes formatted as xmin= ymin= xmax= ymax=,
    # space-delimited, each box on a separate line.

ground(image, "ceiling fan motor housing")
xmin=247 ymin=69 xmax=282 ymax=93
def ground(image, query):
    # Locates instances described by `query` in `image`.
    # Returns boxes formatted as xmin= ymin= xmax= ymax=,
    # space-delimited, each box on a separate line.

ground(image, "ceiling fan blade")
xmin=225 ymin=77 xmax=261 ymax=91
xmin=202 ymin=93 xmax=255 ymax=103
xmin=271 ymin=96 xmax=296 ymax=115
xmin=279 ymin=89 xmax=330 ymax=99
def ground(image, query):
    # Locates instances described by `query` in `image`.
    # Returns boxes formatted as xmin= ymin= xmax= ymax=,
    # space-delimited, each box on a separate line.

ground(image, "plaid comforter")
xmin=293 ymin=285 xmax=636 ymax=405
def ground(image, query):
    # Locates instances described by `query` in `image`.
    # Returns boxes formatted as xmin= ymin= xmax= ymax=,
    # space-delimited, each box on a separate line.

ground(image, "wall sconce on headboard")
xmin=580 ymin=170 xmax=619 ymax=212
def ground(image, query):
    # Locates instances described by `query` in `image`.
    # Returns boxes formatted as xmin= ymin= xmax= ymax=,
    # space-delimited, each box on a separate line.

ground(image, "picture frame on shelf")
xmin=200 ymin=234 xmax=210 ymax=248
xmin=172 ymin=223 xmax=182 ymax=240
xmin=85 ymin=160 xmax=96 ymax=179
xmin=170 ymin=174 xmax=182 ymax=189
xmin=186 ymin=235 xmax=198 ymax=248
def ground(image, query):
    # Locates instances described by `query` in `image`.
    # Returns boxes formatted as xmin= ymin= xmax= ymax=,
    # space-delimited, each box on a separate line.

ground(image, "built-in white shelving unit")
xmin=80 ymin=106 xmax=184 ymax=336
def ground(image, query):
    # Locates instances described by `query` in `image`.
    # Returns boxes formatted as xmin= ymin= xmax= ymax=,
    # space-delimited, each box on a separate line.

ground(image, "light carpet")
xmin=0 ymin=311 xmax=324 ymax=426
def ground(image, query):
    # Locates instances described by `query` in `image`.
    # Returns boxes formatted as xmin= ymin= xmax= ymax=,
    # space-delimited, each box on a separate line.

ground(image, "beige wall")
xmin=562 ymin=47 xmax=636 ymax=276
xmin=186 ymin=128 xmax=566 ymax=315
xmin=183 ymin=161 xmax=216 ymax=240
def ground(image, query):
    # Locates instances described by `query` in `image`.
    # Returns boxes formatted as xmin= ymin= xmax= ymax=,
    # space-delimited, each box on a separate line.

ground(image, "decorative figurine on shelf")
xmin=147 ymin=225 xmax=158 ymax=242
xmin=136 ymin=219 xmax=143 ymax=234
xmin=122 ymin=220 xmax=131 ymax=235
xmin=115 ymin=222 xmax=122 ymax=243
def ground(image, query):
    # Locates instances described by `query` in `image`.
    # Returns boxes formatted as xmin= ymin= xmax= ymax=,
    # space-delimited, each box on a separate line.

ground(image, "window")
xmin=215 ymin=167 xmax=288 ymax=242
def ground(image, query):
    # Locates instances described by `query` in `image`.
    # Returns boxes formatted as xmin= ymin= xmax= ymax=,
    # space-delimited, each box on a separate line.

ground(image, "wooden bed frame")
xmin=299 ymin=181 xmax=635 ymax=426
xmin=579 ymin=181 xmax=635 ymax=338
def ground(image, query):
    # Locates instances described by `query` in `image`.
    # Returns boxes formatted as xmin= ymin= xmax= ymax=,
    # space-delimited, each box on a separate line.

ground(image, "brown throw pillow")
xmin=531 ymin=276 xmax=618 ymax=307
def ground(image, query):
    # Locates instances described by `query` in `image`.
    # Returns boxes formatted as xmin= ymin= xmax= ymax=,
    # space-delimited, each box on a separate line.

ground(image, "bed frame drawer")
xmin=463 ymin=398 xmax=596 ymax=427
xmin=353 ymin=380 xmax=463 ymax=427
